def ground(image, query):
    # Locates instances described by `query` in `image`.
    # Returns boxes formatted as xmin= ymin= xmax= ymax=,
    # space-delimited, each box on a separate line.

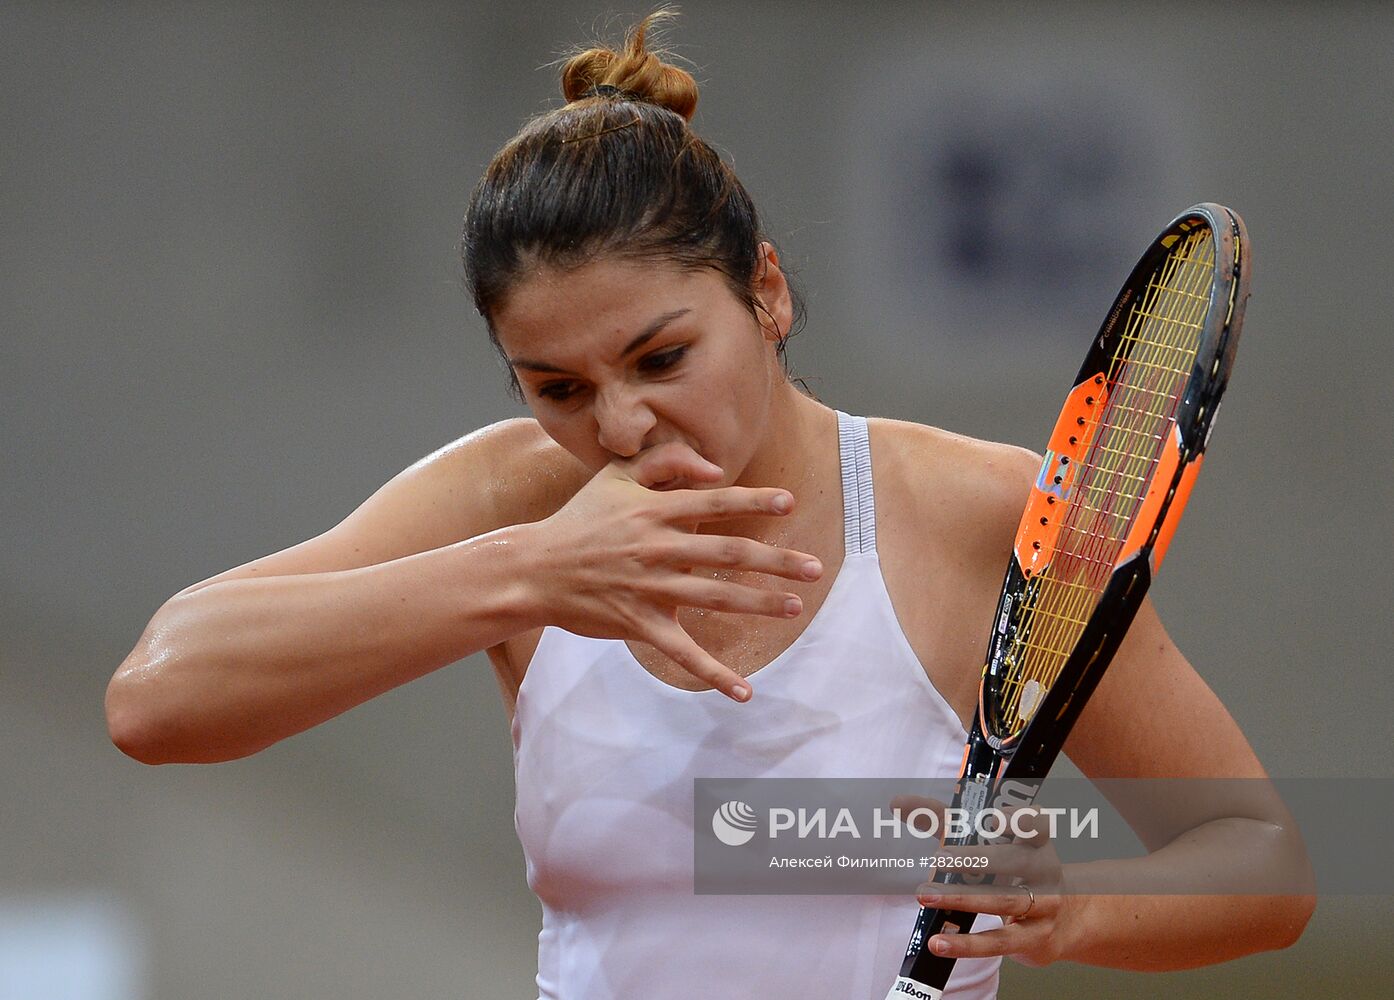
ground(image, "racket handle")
xmin=884 ymin=906 xmax=979 ymax=998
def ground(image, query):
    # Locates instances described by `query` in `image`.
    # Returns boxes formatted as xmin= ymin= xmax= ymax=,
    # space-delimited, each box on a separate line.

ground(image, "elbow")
xmin=1256 ymin=825 xmax=1317 ymax=952
xmin=108 ymin=727 xmax=168 ymax=767
xmin=1270 ymin=824 xmax=1318 ymax=950
xmin=1255 ymin=825 xmax=1318 ymax=953
xmin=1270 ymin=892 xmax=1317 ymax=951
xmin=105 ymin=666 xmax=172 ymax=765
xmin=107 ymin=598 xmax=234 ymax=765
xmin=106 ymin=625 xmax=204 ymax=765
xmin=106 ymin=650 xmax=264 ymax=766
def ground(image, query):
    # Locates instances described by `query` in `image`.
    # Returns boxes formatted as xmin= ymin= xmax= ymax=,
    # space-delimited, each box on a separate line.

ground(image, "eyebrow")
xmin=508 ymin=308 xmax=692 ymax=375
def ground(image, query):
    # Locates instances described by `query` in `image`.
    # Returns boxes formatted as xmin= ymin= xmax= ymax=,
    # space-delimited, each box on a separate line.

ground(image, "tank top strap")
xmin=835 ymin=410 xmax=877 ymax=556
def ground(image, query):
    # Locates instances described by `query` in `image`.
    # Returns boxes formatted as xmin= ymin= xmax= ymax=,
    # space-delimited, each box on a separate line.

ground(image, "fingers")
xmin=909 ymin=822 xmax=1061 ymax=889
xmin=915 ymin=887 xmax=1033 ymax=918
xmin=918 ymin=884 xmax=1054 ymax=963
xmin=926 ymin=924 xmax=1025 ymax=961
xmin=999 ymin=805 xmax=1055 ymax=846
xmin=663 ymin=574 xmax=805 ymax=620
xmin=642 ymin=616 xmax=752 ymax=703
xmin=677 ymin=534 xmax=823 ymax=583
xmin=613 ymin=445 xmax=796 ymax=524
xmin=890 ymin=795 xmax=950 ymax=835
xmin=658 ymin=484 xmax=797 ymax=525
xmin=620 ymin=441 xmax=725 ymax=489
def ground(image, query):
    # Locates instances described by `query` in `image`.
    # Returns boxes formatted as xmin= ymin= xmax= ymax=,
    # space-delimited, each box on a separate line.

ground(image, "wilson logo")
xmin=888 ymin=978 xmax=942 ymax=1000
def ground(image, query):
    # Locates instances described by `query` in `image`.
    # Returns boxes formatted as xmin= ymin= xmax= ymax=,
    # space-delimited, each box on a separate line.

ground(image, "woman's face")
xmin=491 ymin=249 xmax=791 ymax=487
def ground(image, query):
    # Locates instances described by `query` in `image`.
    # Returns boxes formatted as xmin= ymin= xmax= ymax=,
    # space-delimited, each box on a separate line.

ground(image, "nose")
xmin=594 ymin=386 xmax=658 ymax=458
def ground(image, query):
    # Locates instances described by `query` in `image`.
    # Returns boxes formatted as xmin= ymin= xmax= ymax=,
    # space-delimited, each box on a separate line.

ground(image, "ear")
xmin=752 ymin=241 xmax=793 ymax=344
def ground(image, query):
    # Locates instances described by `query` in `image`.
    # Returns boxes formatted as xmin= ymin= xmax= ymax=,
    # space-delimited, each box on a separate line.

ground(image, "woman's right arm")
xmin=104 ymin=419 xmax=570 ymax=764
xmin=107 ymin=420 xmax=817 ymax=764
xmin=107 ymin=527 xmax=546 ymax=765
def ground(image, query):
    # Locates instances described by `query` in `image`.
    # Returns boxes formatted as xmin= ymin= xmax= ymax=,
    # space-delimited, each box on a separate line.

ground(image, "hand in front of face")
xmin=527 ymin=441 xmax=823 ymax=701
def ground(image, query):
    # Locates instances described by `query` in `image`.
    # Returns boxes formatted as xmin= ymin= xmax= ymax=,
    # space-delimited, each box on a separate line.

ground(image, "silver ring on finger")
xmin=1017 ymin=883 xmax=1035 ymax=921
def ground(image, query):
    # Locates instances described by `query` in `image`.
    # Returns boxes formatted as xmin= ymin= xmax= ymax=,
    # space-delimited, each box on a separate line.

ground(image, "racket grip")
xmin=883 ymin=906 xmax=979 ymax=999
xmin=884 ymin=730 xmax=997 ymax=997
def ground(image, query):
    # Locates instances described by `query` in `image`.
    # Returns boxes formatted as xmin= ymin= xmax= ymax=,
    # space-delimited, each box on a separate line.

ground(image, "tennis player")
xmin=106 ymin=11 xmax=1313 ymax=998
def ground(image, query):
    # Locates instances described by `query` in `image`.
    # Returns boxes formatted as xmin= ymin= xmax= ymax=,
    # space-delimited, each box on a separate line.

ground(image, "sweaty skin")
xmin=107 ymin=247 xmax=1312 ymax=970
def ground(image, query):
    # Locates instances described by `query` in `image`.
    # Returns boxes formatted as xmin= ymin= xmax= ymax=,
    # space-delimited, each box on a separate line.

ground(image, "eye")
xmin=639 ymin=346 xmax=687 ymax=373
xmin=536 ymin=380 xmax=580 ymax=402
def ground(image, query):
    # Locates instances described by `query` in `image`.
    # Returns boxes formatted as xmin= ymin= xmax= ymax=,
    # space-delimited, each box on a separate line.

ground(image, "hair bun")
xmin=559 ymin=8 xmax=698 ymax=122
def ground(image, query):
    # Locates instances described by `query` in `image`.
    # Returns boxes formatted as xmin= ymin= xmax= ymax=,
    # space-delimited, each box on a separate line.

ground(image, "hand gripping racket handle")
xmin=885 ymin=561 xmax=1152 ymax=998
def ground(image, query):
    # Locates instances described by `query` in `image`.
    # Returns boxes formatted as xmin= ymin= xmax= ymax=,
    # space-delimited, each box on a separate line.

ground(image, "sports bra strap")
xmin=835 ymin=410 xmax=876 ymax=556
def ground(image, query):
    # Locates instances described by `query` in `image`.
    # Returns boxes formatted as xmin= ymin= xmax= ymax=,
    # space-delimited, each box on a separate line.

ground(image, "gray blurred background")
xmin=3 ymin=1 xmax=1391 ymax=997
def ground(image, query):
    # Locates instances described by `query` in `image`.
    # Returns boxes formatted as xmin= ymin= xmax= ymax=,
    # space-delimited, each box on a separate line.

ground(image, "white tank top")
xmin=511 ymin=411 xmax=1002 ymax=1000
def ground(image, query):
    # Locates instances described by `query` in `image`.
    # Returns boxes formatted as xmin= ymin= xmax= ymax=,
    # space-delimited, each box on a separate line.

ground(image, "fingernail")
xmin=732 ymin=683 xmax=751 ymax=702
xmin=784 ymin=597 xmax=802 ymax=617
xmin=771 ymin=493 xmax=792 ymax=513
xmin=919 ymin=893 xmax=941 ymax=905
xmin=802 ymin=560 xmax=822 ymax=580
xmin=932 ymin=937 xmax=951 ymax=956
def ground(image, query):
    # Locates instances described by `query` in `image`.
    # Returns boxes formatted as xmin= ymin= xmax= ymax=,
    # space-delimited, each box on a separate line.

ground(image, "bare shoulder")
xmin=409 ymin=416 xmax=591 ymax=533
xmin=857 ymin=418 xmax=1040 ymax=720
xmin=171 ymin=417 xmax=591 ymax=599
xmin=374 ymin=417 xmax=588 ymax=703
xmin=866 ymin=417 xmax=1040 ymax=558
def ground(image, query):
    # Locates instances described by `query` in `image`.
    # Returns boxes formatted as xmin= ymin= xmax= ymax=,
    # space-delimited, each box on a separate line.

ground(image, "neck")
xmin=712 ymin=383 xmax=836 ymax=538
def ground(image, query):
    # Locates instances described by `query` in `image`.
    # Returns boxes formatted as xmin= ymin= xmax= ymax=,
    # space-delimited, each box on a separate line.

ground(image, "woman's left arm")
xmin=1060 ymin=597 xmax=1314 ymax=966
xmin=932 ymin=597 xmax=1315 ymax=969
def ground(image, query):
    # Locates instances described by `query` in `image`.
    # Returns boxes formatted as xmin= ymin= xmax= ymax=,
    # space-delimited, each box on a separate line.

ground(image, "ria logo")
xmin=711 ymin=800 xmax=758 ymax=846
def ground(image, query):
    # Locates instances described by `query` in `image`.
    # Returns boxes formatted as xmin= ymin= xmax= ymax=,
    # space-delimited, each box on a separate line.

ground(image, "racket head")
xmin=979 ymin=203 xmax=1250 ymax=748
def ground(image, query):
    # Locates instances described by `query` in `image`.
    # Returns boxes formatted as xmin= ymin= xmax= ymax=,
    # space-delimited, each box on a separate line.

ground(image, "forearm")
xmin=1057 ymin=818 xmax=1315 ymax=969
xmin=106 ymin=525 xmax=540 ymax=764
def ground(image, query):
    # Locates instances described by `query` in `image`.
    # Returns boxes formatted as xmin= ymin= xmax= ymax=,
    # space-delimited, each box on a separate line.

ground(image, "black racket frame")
xmin=893 ymin=203 xmax=1250 ymax=994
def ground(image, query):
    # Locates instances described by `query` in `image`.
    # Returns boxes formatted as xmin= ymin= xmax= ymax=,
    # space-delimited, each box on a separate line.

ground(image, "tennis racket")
xmin=886 ymin=202 xmax=1250 ymax=999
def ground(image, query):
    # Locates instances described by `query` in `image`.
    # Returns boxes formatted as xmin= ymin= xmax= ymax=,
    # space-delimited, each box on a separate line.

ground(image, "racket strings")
xmin=1067 ymin=230 xmax=1214 ymax=545
xmin=995 ymin=228 xmax=1216 ymax=734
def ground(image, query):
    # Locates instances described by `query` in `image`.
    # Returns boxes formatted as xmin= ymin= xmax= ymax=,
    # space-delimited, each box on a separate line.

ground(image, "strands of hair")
xmin=459 ymin=8 xmax=808 ymax=399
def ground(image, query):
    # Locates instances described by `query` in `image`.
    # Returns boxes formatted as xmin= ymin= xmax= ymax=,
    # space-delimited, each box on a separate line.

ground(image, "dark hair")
xmin=459 ymin=9 xmax=805 ymax=400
